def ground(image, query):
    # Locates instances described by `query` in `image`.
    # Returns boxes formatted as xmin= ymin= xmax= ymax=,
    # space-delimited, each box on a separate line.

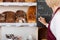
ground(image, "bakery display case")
xmin=1 ymin=27 xmax=38 ymax=40
xmin=0 ymin=6 xmax=37 ymax=27
xmin=0 ymin=0 xmax=37 ymax=27
xmin=0 ymin=0 xmax=37 ymax=40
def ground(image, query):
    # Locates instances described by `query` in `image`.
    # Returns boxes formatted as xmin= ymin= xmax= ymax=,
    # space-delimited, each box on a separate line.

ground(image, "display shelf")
xmin=0 ymin=2 xmax=37 ymax=27
xmin=0 ymin=23 xmax=37 ymax=27
xmin=0 ymin=2 xmax=37 ymax=6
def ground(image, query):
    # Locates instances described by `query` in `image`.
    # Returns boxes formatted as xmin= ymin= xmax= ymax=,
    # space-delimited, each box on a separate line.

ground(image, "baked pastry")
xmin=25 ymin=0 xmax=36 ymax=2
xmin=0 ymin=14 xmax=5 ymax=23
xmin=27 ymin=6 xmax=36 ymax=23
xmin=3 ymin=11 xmax=15 ymax=23
xmin=0 ymin=0 xmax=3 ymax=2
xmin=3 ymin=0 xmax=13 ymax=2
xmin=16 ymin=10 xmax=26 ymax=23
xmin=15 ymin=0 xmax=25 ymax=2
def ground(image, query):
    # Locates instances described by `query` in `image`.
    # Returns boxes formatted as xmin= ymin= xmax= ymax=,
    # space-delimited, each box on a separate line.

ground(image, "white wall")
xmin=0 ymin=6 xmax=29 ymax=13
xmin=1 ymin=27 xmax=38 ymax=40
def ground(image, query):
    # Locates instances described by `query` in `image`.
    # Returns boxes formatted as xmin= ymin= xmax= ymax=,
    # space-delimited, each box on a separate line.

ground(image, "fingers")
xmin=38 ymin=16 xmax=45 ymax=22
xmin=38 ymin=18 xmax=40 ymax=21
xmin=38 ymin=16 xmax=47 ymax=25
xmin=38 ymin=16 xmax=48 ymax=26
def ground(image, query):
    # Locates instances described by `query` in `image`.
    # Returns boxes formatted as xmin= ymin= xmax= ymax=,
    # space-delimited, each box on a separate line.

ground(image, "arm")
xmin=38 ymin=16 xmax=48 ymax=28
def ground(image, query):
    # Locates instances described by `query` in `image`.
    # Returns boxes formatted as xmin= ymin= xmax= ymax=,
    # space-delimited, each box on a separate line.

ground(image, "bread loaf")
xmin=3 ymin=0 xmax=13 ymax=2
xmin=0 ymin=0 xmax=3 ymax=2
xmin=15 ymin=0 xmax=25 ymax=2
xmin=0 ymin=14 xmax=5 ymax=23
xmin=3 ymin=11 xmax=15 ymax=23
xmin=27 ymin=6 xmax=36 ymax=23
xmin=25 ymin=0 xmax=36 ymax=2
xmin=16 ymin=10 xmax=26 ymax=23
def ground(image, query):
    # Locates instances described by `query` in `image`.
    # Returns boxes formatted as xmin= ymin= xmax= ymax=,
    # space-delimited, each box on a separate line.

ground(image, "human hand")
xmin=38 ymin=16 xmax=48 ymax=26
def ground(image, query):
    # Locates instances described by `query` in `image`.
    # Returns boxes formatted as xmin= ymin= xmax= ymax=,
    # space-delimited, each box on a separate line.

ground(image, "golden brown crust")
xmin=16 ymin=10 xmax=26 ymax=23
xmin=25 ymin=0 xmax=36 ymax=2
xmin=3 ymin=0 xmax=13 ymax=2
xmin=27 ymin=6 xmax=36 ymax=23
xmin=3 ymin=11 xmax=16 ymax=23
xmin=15 ymin=0 xmax=25 ymax=2
xmin=0 ymin=14 xmax=5 ymax=23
